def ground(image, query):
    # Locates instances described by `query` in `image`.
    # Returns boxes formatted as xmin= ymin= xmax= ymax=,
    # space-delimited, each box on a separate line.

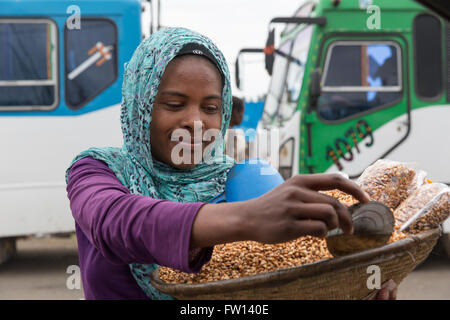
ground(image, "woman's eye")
xmin=165 ymin=103 xmax=184 ymax=109
xmin=204 ymin=105 xmax=220 ymax=113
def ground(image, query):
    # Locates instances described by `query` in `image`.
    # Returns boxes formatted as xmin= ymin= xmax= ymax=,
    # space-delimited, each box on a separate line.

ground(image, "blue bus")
xmin=0 ymin=0 xmax=157 ymax=259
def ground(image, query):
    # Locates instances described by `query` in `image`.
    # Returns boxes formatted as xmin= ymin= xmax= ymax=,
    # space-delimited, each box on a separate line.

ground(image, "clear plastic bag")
xmin=407 ymin=169 xmax=428 ymax=196
xmin=400 ymin=185 xmax=450 ymax=234
xmin=356 ymin=159 xmax=420 ymax=210
xmin=394 ymin=182 xmax=448 ymax=228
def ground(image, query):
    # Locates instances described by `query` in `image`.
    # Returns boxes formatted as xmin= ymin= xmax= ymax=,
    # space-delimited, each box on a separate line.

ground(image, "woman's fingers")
xmin=291 ymin=203 xmax=339 ymax=231
xmin=292 ymin=173 xmax=370 ymax=204
xmin=292 ymin=187 xmax=353 ymax=235
xmin=374 ymin=279 xmax=398 ymax=300
xmin=292 ymin=219 xmax=328 ymax=238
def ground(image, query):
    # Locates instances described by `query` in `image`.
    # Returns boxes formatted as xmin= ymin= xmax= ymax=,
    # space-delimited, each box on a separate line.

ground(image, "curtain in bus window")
xmin=318 ymin=43 xmax=401 ymax=121
xmin=65 ymin=20 xmax=117 ymax=109
xmin=0 ymin=22 xmax=55 ymax=107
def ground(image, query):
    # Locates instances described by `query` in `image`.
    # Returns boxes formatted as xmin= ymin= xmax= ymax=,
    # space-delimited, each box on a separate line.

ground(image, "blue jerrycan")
xmin=210 ymin=158 xmax=285 ymax=203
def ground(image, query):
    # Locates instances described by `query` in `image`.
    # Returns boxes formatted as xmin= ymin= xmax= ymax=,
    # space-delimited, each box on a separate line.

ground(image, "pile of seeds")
xmin=321 ymin=189 xmax=358 ymax=207
xmin=159 ymin=228 xmax=409 ymax=284
xmin=389 ymin=226 xmax=408 ymax=243
xmin=159 ymin=236 xmax=332 ymax=284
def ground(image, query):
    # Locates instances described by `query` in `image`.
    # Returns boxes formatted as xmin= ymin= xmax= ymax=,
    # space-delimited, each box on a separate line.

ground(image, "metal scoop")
xmin=326 ymin=201 xmax=395 ymax=257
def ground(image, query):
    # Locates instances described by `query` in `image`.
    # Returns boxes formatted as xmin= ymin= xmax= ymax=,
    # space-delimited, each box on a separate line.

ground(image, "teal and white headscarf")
xmin=65 ymin=27 xmax=235 ymax=299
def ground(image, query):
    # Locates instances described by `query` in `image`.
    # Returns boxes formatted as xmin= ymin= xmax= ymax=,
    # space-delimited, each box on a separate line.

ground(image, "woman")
xmin=65 ymin=27 xmax=396 ymax=300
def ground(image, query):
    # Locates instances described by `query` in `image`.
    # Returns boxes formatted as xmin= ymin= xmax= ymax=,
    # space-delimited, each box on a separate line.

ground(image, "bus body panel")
xmin=0 ymin=105 xmax=123 ymax=237
xmin=0 ymin=0 xmax=142 ymax=237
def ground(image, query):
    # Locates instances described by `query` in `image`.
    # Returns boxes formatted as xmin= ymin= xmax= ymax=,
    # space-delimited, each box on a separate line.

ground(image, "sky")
xmin=156 ymin=0 xmax=303 ymax=100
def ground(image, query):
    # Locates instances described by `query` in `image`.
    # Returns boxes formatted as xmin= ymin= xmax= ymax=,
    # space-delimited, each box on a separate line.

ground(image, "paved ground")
xmin=0 ymin=234 xmax=448 ymax=300
xmin=397 ymin=243 xmax=450 ymax=300
xmin=0 ymin=235 xmax=84 ymax=300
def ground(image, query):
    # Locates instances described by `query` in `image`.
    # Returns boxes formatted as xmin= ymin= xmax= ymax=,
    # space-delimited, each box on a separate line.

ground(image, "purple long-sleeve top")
xmin=66 ymin=157 xmax=214 ymax=300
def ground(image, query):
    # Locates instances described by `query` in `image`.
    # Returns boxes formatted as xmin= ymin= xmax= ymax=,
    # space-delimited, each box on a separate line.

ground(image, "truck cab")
xmin=236 ymin=0 xmax=450 ymax=252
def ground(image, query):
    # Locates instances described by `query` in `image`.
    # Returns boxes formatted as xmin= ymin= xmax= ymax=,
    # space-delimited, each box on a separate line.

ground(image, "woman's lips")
xmin=177 ymin=141 xmax=203 ymax=149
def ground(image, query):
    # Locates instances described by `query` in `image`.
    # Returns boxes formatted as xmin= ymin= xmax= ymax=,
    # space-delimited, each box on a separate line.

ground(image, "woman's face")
xmin=150 ymin=55 xmax=223 ymax=170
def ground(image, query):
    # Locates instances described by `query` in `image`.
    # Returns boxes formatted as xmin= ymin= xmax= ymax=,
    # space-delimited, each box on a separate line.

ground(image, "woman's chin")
xmin=171 ymin=162 xmax=197 ymax=170
xmin=168 ymin=156 xmax=201 ymax=170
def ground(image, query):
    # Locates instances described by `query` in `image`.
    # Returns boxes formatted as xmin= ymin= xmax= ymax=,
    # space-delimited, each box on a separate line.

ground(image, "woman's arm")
xmin=190 ymin=173 xmax=371 ymax=248
xmin=66 ymin=157 xmax=212 ymax=273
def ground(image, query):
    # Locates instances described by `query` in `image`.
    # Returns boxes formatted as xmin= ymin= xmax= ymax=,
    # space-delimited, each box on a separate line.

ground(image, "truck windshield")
xmin=263 ymin=25 xmax=313 ymax=124
xmin=318 ymin=41 xmax=402 ymax=121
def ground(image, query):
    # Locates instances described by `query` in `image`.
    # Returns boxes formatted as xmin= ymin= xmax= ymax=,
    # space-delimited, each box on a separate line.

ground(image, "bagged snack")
xmin=356 ymin=159 xmax=418 ymax=210
xmin=394 ymin=183 xmax=448 ymax=228
xmin=401 ymin=186 xmax=450 ymax=234
xmin=407 ymin=169 xmax=428 ymax=196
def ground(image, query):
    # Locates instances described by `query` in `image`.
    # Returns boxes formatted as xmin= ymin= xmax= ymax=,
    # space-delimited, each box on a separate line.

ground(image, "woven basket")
xmin=150 ymin=229 xmax=441 ymax=300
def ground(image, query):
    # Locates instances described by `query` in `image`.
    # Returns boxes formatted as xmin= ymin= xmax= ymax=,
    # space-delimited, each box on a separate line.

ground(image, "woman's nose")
xmin=179 ymin=106 xmax=204 ymax=133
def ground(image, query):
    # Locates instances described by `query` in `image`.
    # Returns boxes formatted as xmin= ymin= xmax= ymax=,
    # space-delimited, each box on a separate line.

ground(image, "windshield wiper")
xmin=273 ymin=49 xmax=304 ymax=67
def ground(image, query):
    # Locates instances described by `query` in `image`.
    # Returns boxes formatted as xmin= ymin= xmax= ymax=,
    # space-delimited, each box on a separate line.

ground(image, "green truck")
xmin=236 ymin=0 xmax=450 ymax=255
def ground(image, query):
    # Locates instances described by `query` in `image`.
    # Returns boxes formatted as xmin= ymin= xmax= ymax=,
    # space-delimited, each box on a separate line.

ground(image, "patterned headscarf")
xmin=65 ymin=27 xmax=235 ymax=299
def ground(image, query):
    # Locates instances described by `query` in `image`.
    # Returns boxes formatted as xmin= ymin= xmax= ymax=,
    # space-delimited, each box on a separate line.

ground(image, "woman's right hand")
xmin=241 ymin=173 xmax=370 ymax=244
xmin=190 ymin=173 xmax=370 ymax=249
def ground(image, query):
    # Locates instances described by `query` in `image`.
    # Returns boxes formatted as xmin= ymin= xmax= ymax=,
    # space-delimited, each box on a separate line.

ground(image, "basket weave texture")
xmin=150 ymin=229 xmax=440 ymax=300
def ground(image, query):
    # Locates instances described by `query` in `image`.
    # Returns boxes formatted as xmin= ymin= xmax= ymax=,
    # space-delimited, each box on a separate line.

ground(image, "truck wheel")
xmin=0 ymin=237 xmax=16 ymax=265
xmin=441 ymin=234 xmax=450 ymax=259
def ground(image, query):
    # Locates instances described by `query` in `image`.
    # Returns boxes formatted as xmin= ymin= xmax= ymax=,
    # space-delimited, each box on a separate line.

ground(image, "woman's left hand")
xmin=368 ymin=279 xmax=398 ymax=300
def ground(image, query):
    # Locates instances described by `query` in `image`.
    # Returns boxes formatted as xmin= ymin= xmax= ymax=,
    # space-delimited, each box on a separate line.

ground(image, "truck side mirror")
xmin=235 ymin=58 xmax=241 ymax=90
xmin=310 ymin=68 xmax=322 ymax=107
xmin=235 ymin=48 xmax=264 ymax=90
xmin=264 ymin=29 xmax=275 ymax=75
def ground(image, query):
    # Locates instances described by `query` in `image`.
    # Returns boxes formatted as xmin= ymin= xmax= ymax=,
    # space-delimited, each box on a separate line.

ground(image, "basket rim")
xmin=150 ymin=229 xmax=440 ymax=297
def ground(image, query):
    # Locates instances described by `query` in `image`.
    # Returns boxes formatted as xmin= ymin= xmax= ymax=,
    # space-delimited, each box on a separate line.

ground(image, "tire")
xmin=441 ymin=234 xmax=450 ymax=259
xmin=0 ymin=237 xmax=16 ymax=265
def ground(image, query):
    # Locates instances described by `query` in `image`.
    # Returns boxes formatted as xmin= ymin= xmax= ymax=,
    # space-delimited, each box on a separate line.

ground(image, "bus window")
xmin=0 ymin=19 xmax=58 ymax=111
xmin=413 ymin=14 xmax=443 ymax=101
xmin=318 ymin=42 xmax=402 ymax=122
xmin=65 ymin=19 xmax=117 ymax=110
xmin=278 ymin=25 xmax=313 ymax=121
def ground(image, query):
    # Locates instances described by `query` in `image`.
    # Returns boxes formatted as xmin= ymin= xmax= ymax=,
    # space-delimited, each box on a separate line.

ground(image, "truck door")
xmin=306 ymin=35 xmax=410 ymax=178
